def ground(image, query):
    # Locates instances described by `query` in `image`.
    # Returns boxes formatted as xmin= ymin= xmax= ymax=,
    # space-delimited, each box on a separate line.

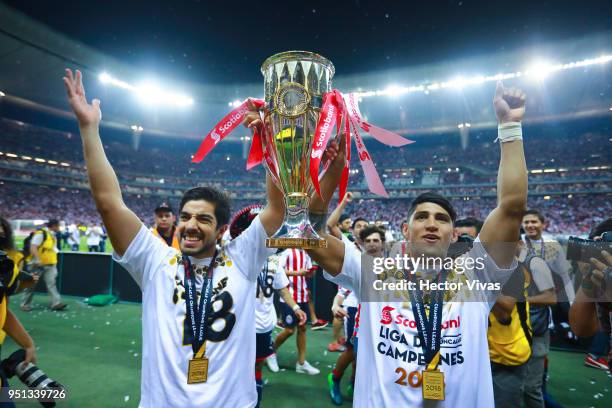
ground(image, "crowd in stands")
xmin=0 ymin=118 xmax=609 ymax=236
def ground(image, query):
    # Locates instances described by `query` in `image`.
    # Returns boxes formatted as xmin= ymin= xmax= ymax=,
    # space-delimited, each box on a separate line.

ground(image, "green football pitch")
xmin=14 ymin=235 xmax=115 ymax=254
xmin=3 ymin=295 xmax=611 ymax=407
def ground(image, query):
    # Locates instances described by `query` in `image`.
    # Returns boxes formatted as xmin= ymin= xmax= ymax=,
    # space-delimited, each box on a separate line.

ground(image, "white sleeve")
xmin=273 ymin=268 xmax=290 ymax=290
xmin=323 ymin=234 xmax=362 ymax=299
xmin=464 ymin=236 xmax=517 ymax=309
xmin=112 ymin=224 xmax=174 ymax=290
xmin=225 ymin=215 xmax=274 ymax=282
xmin=31 ymin=233 xmax=44 ymax=246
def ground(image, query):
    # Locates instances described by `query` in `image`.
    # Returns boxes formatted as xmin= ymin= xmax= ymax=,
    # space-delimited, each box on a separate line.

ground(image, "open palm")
xmin=63 ymin=69 xmax=101 ymax=128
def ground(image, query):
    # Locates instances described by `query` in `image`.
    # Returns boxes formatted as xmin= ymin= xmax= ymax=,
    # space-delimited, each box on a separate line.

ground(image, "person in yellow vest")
xmin=20 ymin=219 xmax=66 ymax=312
xmin=0 ymin=215 xmax=41 ymax=393
xmin=151 ymin=202 xmax=180 ymax=250
xmin=488 ymin=265 xmax=532 ymax=408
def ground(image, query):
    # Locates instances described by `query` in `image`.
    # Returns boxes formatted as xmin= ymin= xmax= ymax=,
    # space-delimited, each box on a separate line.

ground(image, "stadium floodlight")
xmin=353 ymin=54 xmax=612 ymax=98
xmin=21 ymin=156 xmax=32 ymax=160
xmin=465 ymin=123 xmax=471 ymax=127
xmin=34 ymin=158 xmax=46 ymax=163
xmin=457 ymin=123 xmax=464 ymax=129
xmin=99 ymin=72 xmax=193 ymax=108
xmin=525 ymin=61 xmax=557 ymax=80
xmin=0 ymin=91 xmax=5 ymax=97
xmin=60 ymin=162 xmax=70 ymax=167
xmin=6 ymin=153 xmax=17 ymax=158
xmin=48 ymin=160 xmax=58 ymax=165
xmin=384 ymin=85 xmax=406 ymax=97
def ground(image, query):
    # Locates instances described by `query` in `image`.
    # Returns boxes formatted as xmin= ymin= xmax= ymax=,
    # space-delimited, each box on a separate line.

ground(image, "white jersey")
xmin=278 ymin=249 xmax=312 ymax=303
xmin=255 ymin=254 xmax=290 ymax=333
xmin=325 ymin=236 xmax=516 ymax=408
xmin=113 ymin=215 xmax=272 ymax=408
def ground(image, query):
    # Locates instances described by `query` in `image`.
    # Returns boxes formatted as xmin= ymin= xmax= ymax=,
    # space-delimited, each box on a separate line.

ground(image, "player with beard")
xmin=305 ymin=82 xmax=528 ymax=407
xmin=62 ymin=69 xmax=341 ymax=407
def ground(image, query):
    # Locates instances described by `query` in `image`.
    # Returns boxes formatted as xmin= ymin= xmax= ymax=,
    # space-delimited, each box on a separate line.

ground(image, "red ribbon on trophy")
xmin=192 ymin=98 xmax=265 ymax=164
xmin=192 ymin=91 xmax=414 ymax=199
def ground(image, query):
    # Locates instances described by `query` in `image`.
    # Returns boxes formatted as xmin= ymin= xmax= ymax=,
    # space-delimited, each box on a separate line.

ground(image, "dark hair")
xmin=407 ymin=192 xmax=456 ymax=224
xmin=47 ymin=219 xmax=60 ymax=228
xmin=352 ymin=217 xmax=368 ymax=229
xmin=0 ymin=215 xmax=15 ymax=250
xmin=339 ymin=214 xmax=351 ymax=224
xmin=179 ymin=187 xmax=231 ymax=228
xmin=455 ymin=217 xmax=483 ymax=234
xmin=359 ymin=226 xmax=386 ymax=243
xmin=523 ymin=209 xmax=545 ymax=223
xmin=589 ymin=218 xmax=612 ymax=239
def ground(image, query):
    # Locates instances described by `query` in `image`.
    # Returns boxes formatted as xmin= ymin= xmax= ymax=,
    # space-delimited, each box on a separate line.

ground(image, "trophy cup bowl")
xmin=260 ymin=51 xmax=335 ymax=249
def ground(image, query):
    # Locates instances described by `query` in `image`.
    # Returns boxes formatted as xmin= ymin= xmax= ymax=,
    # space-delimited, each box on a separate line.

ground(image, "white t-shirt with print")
xmin=255 ymin=254 xmax=290 ymax=333
xmin=324 ymin=236 xmax=516 ymax=408
xmin=113 ymin=215 xmax=272 ymax=408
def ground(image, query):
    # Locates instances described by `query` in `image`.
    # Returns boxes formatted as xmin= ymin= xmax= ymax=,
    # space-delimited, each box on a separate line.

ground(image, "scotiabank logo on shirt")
xmin=380 ymin=306 xmax=395 ymax=324
xmin=376 ymin=304 xmax=465 ymax=375
xmin=380 ymin=306 xmax=461 ymax=330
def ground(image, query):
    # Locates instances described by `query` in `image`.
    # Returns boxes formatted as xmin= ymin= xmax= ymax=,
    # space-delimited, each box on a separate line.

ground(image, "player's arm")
xmin=63 ymin=69 xmax=140 ymax=257
xmin=306 ymin=137 xmax=348 ymax=276
xmin=332 ymin=294 xmax=348 ymax=318
xmin=259 ymin=174 xmax=286 ymax=237
xmin=4 ymin=309 xmax=36 ymax=363
xmin=569 ymin=291 xmax=598 ymax=337
xmin=279 ymin=287 xmax=307 ymax=325
xmin=285 ymin=269 xmax=306 ymax=277
xmin=480 ymin=82 xmax=528 ymax=267
xmin=326 ymin=192 xmax=352 ymax=239
xmin=241 ymin=103 xmax=285 ymax=237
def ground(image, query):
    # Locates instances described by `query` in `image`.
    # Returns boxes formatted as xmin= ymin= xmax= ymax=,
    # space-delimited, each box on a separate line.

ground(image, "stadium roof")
xmin=0 ymin=3 xmax=611 ymax=140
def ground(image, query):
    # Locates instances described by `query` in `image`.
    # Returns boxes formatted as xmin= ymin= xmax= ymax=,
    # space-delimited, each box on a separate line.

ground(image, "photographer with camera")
xmin=0 ymin=215 xmax=54 ymax=404
xmin=568 ymin=218 xmax=612 ymax=371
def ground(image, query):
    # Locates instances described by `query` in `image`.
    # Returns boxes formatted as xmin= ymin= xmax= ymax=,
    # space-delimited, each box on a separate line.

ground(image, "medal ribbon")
xmin=408 ymin=269 xmax=448 ymax=369
xmin=183 ymin=251 xmax=218 ymax=358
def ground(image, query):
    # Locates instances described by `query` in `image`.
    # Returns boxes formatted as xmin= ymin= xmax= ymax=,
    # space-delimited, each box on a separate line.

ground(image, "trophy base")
xmin=266 ymin=237 xmax=328 ymax=249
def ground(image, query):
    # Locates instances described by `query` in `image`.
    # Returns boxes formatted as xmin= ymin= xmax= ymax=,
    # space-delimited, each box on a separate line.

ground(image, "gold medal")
xmin=187 ymin=356 xmax=209 ymax=384
xmin=422 ymin=369 xmax=445 ymax=400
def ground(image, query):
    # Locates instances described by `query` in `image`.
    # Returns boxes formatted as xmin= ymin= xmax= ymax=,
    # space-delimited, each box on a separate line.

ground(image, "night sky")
xmin=3 ymin=0 xmax=612 ymax=84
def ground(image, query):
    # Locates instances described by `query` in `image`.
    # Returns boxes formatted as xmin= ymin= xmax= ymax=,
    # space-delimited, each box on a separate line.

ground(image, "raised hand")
xmin=62 ymin=69 xmax=101 ymax=129
xmin=493 ymin=81 xmax=526 ymax=124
